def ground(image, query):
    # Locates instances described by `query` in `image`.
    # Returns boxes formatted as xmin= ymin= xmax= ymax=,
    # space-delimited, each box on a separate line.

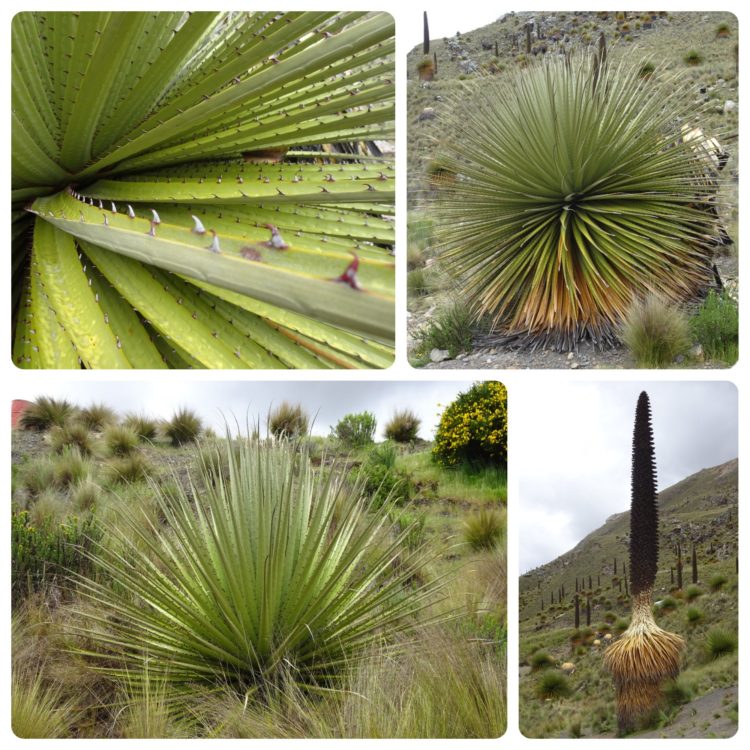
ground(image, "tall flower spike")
xmin=604 ymin=391 xmax=684 ymax=736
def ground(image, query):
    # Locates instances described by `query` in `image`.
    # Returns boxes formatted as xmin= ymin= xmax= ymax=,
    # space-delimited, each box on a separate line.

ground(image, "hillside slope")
xmin=518 ymin=459 xmax=738 ymax=738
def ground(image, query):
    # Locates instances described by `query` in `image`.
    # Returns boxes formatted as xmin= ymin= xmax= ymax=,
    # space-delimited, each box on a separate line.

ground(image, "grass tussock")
xmin=101 ymin=453 xmax=152 ymax=485
xmin=267 ymin=402 xmax=309 ymax=440
xmin=104 ymin=425 xmax=140 ymax=457
xmin=415 ymin=297 xmax=474 ymax=359
xmin=384 ymin=409 xmax=421 ymax=443
xmin=162 ymin=408 xmax=203 ymax=447
xmin=619 ymin=294 xmax=691 ymax=367
xmin=77 ymin=403 xmax=117 ymax=431
xmin=122 ymin=413 xmax=159 ymax=442
xmin=48 ymin=423 xmax=99 ymax=457
xmin=464 ymin=508 xmax=505 ymax=551
xmin=19 ymin=397 xmax=76 ymax=432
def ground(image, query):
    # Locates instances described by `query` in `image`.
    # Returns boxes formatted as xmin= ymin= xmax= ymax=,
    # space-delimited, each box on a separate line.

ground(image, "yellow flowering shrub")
xmin=433 ymin=381 xmax=507 ymax=468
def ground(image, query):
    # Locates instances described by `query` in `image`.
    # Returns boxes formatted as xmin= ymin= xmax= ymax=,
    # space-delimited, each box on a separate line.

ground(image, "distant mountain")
xmin=520 ymin=459 xmax=738 ymax=621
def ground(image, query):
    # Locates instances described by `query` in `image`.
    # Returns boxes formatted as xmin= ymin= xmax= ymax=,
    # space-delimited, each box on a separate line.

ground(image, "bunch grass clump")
xmin=102 ymin=453 xmax=152 ymax=485
xmin=19 ymin=397 xmax=76 ymax=431
xmin=619 ymin=294 xmax=691 ymax=368
xmin=431 ymin=54 xmax=722 ymax=350
xmin=52 ymin=448 xmax=91 ymax=488
xmin=122 ymin=413 xmax=159 ymax=443
xmin=49 ymin=423 xmax=99 ymax=457
xmin=77 ymin=403 xmax=118 ymax=431
xmin=529 ymin=650 xmax=555 ymax=671
xmin=104 ymin=425 xmax=140 ymax=457
xmin=535 ymin=671 xmax=571 ymax=699
xmin=464 ymin=508 xmax=505 ymax=551
xmin=415 ymin=297 xmax=474 ymax=359
xmin=268 ymin=402 xmax=309 ymax=441
xmin=705 ymin=629 xmax=736 ymax=659
xmin=384 ymin=410 xmax=421 ymax=443
xmin=11 ymin=671 xmax=77 ymax=738
xmin=163 ymin=408 xmax=203 ymax=447
xmin=684 ymin=50 xmax=704 ymax=65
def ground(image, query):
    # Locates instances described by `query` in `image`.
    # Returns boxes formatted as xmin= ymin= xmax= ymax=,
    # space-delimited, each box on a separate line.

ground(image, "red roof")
xmin=11 ymin=399 xmax=33 ymax=428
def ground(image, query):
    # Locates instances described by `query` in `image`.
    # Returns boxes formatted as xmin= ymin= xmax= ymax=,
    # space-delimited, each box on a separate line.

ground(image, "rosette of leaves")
xmin=12 ymin=11 xmax=395 ymax=369
xmin=604 ymin=392 xmax=684 ymax=734
xmin=429 ymin=53 xmax=724 ymax=351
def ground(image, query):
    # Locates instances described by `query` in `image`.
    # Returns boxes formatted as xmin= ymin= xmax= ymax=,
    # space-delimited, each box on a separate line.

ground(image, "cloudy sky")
xmin=516 ymin=381 xmax=738 ymax=573
xmin=13 ymin=380 xmax=477 ymax=441
xmin=404 ymin=9 xmax=502 ymax=47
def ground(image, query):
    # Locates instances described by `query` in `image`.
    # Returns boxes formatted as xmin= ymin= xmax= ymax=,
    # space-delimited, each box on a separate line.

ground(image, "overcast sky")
xmin=13 ymin=381 xmax=477 ymax=441
xmin=517 ymin=381 xmax=738 ymax=573
xmin=404 ymin=9 xmax=503 ymax=48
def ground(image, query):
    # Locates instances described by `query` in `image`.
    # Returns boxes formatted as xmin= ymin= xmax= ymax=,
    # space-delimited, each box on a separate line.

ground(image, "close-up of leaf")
xmin=12 ymin=11 xmax=396 ymax=369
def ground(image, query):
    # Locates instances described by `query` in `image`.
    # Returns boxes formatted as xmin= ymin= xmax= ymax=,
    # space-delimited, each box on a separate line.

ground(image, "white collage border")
xmin=2 ymin=1 xmax=746 ymax=747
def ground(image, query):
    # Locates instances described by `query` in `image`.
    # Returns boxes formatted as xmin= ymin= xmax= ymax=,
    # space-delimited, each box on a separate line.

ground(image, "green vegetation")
xmin=268 ymin=402 xmax=309 ymax=441
xmin=433 ymin=381 xmax=507 ymax=469
xmin=536 ymin=672 xmax=572 ymax=699
xmin=690 ymin=291 xmax=739 ymax=365
xmin=413 ymin=297 xmax=474 ymax=361
xmin=12 ymin=12 xmax=396 ymax=369
xmin=384 ymin=409 xmax=421 ymax=443
xmin=104 ymin=425 xmax=140 ymax=457
xmin=529 ymin=650 xmax=555 ymax=671
xmin=331 ymin=411 xmax=377 ymax=449
xmin=706 ymin=629 xmax=736 ymax=659
xmin=12 ymin=392 xmax=507 ymax=738
xmin=464 ymin=508 xmax=505 ymax=551
xmin=684 ymin=49 xmax=704 ymax=65
xmin=163 ymin=407 xmax=203 ymax=447
xmin=49 ymin=423 xmax=99 ymax=457
xmin=77 ymin=403 xmax=118 ymax=431
xmin=122 ymin=413 xmax=160 ymax=442
xmin=19 ymin=397 xmax=76 ymax=431
xmin=620 ymin=295 xmax=691 ymax=367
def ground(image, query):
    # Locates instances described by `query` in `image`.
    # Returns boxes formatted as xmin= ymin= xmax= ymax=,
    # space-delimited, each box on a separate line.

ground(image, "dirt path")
xmin=636 ymin=686 xmax=738 ymax=739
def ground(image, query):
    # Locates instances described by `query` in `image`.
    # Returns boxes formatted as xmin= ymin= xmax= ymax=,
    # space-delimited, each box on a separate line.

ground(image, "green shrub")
xmin=267 ymin=402 xmax=309 ymax=440
xmin=415 ymin=297 xmax=473 ymax=358
xmin=684 ymin=50 xmax=703 ymax=65
xmin=122 ymin=413 xmax=159 ymax=442
xmin=52 ymin=449 xmax=90 ymax=488
xmin=709 ymin=573 xmax=728 ymax=591
xmin=360 ymin=463 xmax=414 ymax=508
xmin=48 ymin=422 xmax=99 ymax=457
xmin=74 ymin=439 xmax=439 ymax=692
xmin=429 ymin=54 xmax=721 ymax=350
xmin=663 ymin=677 xmax=693 ymax=707
xmin=716 ymin=23 xmax=731 ymax=38
xmin=615 ymin=618 xmax=630 ymax=634
xmin=384 ymin=410 xmax=421 ymax=443
xmin=368 ymin=441 xmax=398 ymax=470
xmin=102 ymin=453 xmax=152 ymax=485
xmin=706 ymin=628 xmax=736 ymax=659
xmin=163 ymin=407 xmax=203 ymax=447
xmin=463 ymin=508 xmax=504 ymax=551
xmin=620 ymin=294 xmax=691 ymax=367
xmin=690 ymin=291 xmax=739 ymax=364
xmin=331 ymin=412 xmax=377 ymax=449
xmin=685 ymin=584 xmax=702 ymax=602
xmin=686 ymin=607 xmax=704 ymax=624
xmin=529 ymin=650 xmax=555 ymax=671
xmin=19 ymin=396 xmax=76 ymax=431
xmin=655 ymin=596 xmax=678 ymax=612
xmin=535 ymin=671 xmax=571 ymax=699
xmin=77 ymin=402 xmax=117 ymax=431
xmin=104 ymin=425 xmax=140 ymax=457
xmin=408 ymin=268 xmax=429 ymax=297
xmin=11 ymin=509 xmax=98 ymax=603
xmin=392 ymin=510 xmax=427 ymax=551
xmin=433 ymin=381 xmax=507 ymax=469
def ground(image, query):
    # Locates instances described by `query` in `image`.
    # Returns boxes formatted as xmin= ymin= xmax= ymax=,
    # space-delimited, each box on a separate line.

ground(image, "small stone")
xmin=430 ymin=348 xmax=451 ymax=363
xmin=570 ymin=361 xmax=579 ymax=369
xmin=418 ymin=107 xmax=437 ymax=122
xmin=723 ymin=100 xmax=737 ymax=114
xmin=689 ymin=343 xmax=704 ymax=361
xmin=567 ymin=352 xmax=574 ymax=360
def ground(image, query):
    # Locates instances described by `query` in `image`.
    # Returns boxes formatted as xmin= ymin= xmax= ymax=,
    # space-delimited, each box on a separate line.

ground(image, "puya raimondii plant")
xmin=604 ymin=392 xmax=684 ymax=735
xmin=71 ymin=435 xmax=441 ymax=694
xmin=429 ymin=52 xmax=727 ymax=351
xmin=12 ymin=12 xmax=395 ymax=369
